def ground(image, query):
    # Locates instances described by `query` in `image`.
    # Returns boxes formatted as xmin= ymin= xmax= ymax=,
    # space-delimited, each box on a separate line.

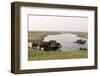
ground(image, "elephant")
xmin=78 ymin=40 xmax=86 ymax=44
xmin=49 ymin=42 xmax=62 ymax=51
xmin=79 ymin=48 xmax=87 ymax=50
xmin=32 ymin=43 xmax=38 ymax=49
xmin=39 ymin=41 xmax=50 ymax=51
xmin=39 ymin=40 xmax=62 ymax=51
xmin=74 ymin=39 xmax=86 ymax=44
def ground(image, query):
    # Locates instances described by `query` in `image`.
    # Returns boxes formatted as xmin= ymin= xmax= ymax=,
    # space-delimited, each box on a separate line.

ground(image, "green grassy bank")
xmin=28 ymin=48 xmax=88 ymax=60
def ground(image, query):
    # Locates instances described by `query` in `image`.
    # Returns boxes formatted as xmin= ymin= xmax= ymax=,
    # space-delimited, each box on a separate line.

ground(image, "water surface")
xmin=43 ymin=33 xmax=87 ymax=51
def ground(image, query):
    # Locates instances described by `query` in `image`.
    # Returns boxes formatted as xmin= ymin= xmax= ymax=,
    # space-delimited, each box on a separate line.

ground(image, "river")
xmin=43 ymin=33 xmax=87 ymax=51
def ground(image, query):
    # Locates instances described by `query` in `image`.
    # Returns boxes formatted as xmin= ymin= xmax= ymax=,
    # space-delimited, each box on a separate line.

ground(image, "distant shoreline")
xmin=68 ymin=32 xmax=87 ymax=39
xmin=28 ymin=31 xmax=87 ymax=43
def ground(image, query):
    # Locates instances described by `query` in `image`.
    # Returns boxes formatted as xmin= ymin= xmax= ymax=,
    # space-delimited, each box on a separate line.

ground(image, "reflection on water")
xmin=43 ymin=33 xmax=88 ymax=51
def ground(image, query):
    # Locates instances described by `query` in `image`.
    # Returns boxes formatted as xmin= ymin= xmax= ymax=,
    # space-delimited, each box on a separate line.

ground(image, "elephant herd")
xmin=32 ymin=40 xmax=62 ymax=51
xmin=74 ymin=39 xmax=86 ymax=44
xmin=31 ymin=39 xmax=87 ymax=51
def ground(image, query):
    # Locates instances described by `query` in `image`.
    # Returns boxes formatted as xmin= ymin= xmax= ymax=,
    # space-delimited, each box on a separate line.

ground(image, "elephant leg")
xmin=37 ymin=46 xmax=39 ymax=50
xmin=44 ymin=47 xmax=49 ymax=51
xmin=39 ymin=46 xmax=41 ymax=50
xmin=44 ymin=47 xmax=47 ymax=51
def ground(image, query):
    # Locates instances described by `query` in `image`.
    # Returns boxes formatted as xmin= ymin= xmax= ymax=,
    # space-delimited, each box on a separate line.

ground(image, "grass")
xmin=28 ymin=48 xmax=88 ymax=60
xmin=28 ymin=31 xmax=60 ymax=43
xmin=69 ymin=32 xmax=88 ymax=38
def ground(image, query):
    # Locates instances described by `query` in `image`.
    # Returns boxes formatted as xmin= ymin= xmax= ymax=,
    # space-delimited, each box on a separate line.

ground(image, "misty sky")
xmin=29 ymin=15 xmax=88 ymax=32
